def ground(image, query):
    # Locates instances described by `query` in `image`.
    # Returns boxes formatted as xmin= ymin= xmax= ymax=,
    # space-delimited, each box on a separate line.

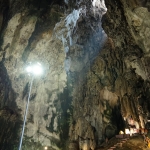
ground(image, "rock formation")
xmin=0 ymin=0 xmax=150 ymax=150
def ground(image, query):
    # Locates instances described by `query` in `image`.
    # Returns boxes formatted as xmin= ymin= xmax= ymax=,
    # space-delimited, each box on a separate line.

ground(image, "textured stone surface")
xmin=102 ymin=0 xmax=150 ymax=135
xmin=0 ymin=107 xmax=21 ymax=150
xmin=0 ymin=0 xmax=150 ymax=149
xmin=0 ymin=1 xmax=67 ymax=149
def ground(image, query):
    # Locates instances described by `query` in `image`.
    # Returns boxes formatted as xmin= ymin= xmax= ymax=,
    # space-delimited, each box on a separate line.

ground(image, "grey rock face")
xmin=0 ymin=0 xmax=150 ymax=149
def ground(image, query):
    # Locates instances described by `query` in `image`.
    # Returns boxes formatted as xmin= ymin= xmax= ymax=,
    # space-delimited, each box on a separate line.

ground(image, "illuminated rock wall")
xmin=0 ymin=0 xmax=149 ymax=149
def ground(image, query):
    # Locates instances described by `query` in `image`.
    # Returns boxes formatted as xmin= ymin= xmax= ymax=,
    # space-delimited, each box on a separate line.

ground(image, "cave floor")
xmin=97 ymin=134 xmax=150 ymax=150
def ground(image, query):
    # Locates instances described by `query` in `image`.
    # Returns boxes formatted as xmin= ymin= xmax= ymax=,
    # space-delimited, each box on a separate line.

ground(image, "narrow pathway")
xmin=97 ymin=134 xmax=149 ymax=150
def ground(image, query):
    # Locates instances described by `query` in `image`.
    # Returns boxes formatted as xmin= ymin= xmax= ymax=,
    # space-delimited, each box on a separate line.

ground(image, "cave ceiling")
xmin=0 ymin=0 xmax=150 ymax=149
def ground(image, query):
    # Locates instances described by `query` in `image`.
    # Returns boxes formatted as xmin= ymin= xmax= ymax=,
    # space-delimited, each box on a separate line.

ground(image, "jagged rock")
xmin=0 ymin=0 xmax=150 ymax=149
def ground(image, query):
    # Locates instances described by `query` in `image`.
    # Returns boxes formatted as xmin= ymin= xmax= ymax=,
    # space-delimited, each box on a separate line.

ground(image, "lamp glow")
xmin=18 ymin=62 xmax=43 ymax=150
xmin=44 ymin=147 xmax=48 ymax=150
xmin=26 ymin=66 xmax=32 ymax=73
xmin=125 ymin=128 xmax=130 ymax=134
xmin=26 ymin=62 xmax=43 ymax=75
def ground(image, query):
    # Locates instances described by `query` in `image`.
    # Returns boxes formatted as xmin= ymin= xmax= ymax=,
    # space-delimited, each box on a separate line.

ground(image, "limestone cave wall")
xmin=0 ymin=0 xmax=150 ymax=150
xmin=68 ymin=0 xmax=150 ymax=149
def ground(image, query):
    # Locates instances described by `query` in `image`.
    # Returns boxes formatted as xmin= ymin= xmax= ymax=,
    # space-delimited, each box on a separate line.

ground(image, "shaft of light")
xmin=18 ymin=76 xmax=34 ymax=150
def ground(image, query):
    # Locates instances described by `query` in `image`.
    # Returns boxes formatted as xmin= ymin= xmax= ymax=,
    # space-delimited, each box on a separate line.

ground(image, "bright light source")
xmin=26 ymin=62 xmax=43 ymax=76
xmin=44 ymin=147 xmax=48 ymax=150
xmin=19 ymin=62 xmax=43 ymax=150
xmin=26 ymin=66 xmax=32 ymax=73
xmin=125 ymin=128 xmax=130 ymax=134
xmin=119 ymin=130 xmax=124 ymax=134
xmin=32 ymin=64 xmax=42 ymax=75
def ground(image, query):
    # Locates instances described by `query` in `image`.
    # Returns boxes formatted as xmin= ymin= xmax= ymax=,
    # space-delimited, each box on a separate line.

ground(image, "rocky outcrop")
xmin=101 ymin=0 xmax=150 ymax=134
xmin=0 ymin=107 xmax=21 ymax=150
xmin=0 ymin=0 xmax=150 ymax=149
xmin=68 ymin=0 xmax=150 ymax=149
xmin=0 ymin=0 xmax=67 ymax=149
